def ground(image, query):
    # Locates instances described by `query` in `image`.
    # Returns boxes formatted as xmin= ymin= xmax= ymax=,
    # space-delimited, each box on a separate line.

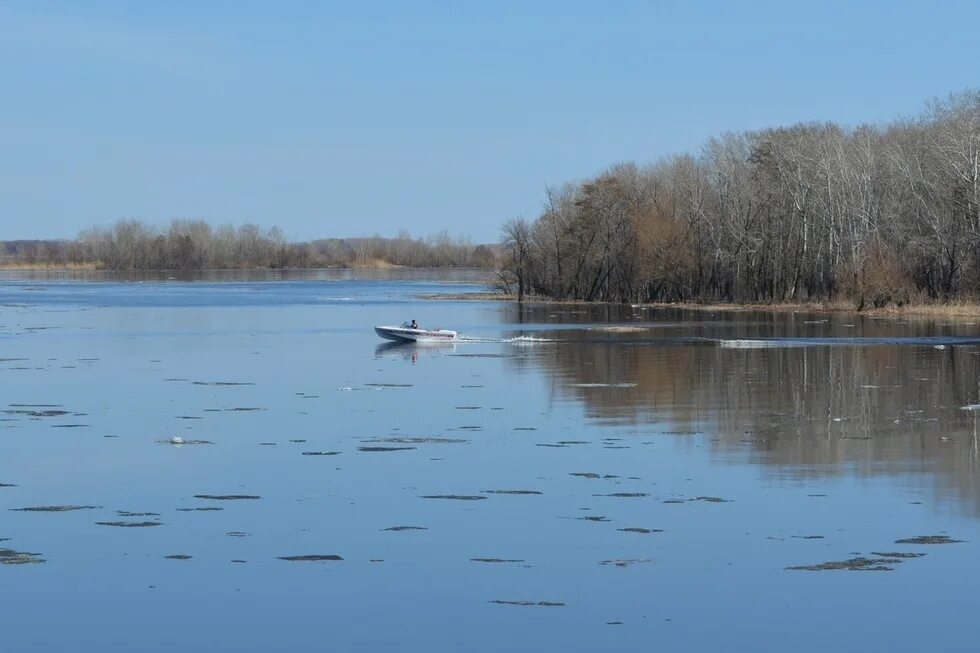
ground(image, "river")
xmin=1 ymin=270 xmax=979 ymax=652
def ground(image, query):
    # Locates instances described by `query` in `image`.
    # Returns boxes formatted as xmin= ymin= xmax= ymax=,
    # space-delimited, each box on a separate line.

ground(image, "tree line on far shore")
xmin=1 ymin=221 xmax=497 ymax=270
xmin=500 ymin=90 xmax=980 ymax=307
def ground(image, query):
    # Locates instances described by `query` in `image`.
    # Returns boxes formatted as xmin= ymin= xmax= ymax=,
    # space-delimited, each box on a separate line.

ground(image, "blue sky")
xmin=1 ymin=1 xmax=978 ymax=242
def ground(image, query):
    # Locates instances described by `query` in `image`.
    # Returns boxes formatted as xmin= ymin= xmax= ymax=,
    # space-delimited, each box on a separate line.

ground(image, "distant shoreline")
xmin=0 ymin=221 xmax=500 ymax=270
xmin=0 ymin=263 xmax=492 ymax=272
xmin=0 ymin=262 xmax=103 ymax=270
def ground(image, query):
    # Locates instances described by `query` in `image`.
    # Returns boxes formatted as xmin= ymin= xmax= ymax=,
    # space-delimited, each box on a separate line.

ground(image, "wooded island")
xmin=499 ymin=91 xmax=980 ymax=309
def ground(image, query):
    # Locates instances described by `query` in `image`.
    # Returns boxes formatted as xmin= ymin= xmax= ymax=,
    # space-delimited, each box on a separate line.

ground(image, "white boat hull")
xmin=374 ymin=325 xmax=458 ymax=343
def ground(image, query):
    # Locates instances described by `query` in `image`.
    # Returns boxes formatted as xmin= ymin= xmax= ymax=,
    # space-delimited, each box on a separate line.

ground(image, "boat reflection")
xmin=374 ymin=340 xmax=457 ymax=361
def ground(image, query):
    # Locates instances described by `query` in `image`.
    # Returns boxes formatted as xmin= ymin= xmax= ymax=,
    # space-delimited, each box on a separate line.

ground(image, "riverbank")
xmin=639 ymin=300 xmax=980 ymax=319
xmin=425 ymin=292 xmax=980 ymax=319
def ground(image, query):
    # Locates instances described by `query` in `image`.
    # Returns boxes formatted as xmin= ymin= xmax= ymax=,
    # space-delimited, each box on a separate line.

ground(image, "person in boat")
xmin=410 ymin=319 xmax=419 ymax=329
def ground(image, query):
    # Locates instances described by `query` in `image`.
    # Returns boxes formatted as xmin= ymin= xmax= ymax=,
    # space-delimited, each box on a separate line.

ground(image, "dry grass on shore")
xmin=343 ymin=258 xmax=404 ymax=269
xmin=639 ymin=299 xmax=980 ymax=319
xmin=421 ymin=291 xmax=516 ymax=301
xmin=872 ymin=301 xmax=980 ymax=318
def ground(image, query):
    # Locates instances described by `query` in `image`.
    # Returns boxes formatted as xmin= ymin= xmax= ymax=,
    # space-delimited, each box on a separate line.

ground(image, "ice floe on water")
xmin=569 ymin=382 xmax=638 ymax=388
xmin=0 ymin=547 xmax=45 ymax=566
xmin=588 ymin=326 xmax=648 ymax=333
xmin=161 ymin=436 xmax=213 ymax=446
xmin=716 ymin=336 xmax=980 ymax=349
xmin=717 ymin=339 xmax=792 ymax=349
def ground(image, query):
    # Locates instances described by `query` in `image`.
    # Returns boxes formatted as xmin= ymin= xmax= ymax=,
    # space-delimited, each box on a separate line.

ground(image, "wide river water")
xmin=2 ymin=270 xmax=980 ymax=652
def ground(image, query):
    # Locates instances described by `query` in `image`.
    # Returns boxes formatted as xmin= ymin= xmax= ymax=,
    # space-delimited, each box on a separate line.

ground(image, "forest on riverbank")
xmin=0 ymin=222 xmax=497 ymax=270
xmin=499 ymin=91 xmax=980 ymax=308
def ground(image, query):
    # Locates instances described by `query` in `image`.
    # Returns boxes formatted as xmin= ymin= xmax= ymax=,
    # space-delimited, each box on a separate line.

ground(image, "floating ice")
xmin=717 ymin=339 xmax=785 ymax=349
xmin=569 ymin=382 xmax=637 ymax=388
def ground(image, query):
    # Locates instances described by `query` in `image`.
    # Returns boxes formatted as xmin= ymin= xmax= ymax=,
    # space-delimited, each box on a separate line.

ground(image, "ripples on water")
xmin=1 ymin=271 xmax=979 ymax=652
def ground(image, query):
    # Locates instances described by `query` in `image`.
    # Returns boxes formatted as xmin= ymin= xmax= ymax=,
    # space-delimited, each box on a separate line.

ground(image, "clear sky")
xmin=2 ymin=1 xmax=978 ymax=243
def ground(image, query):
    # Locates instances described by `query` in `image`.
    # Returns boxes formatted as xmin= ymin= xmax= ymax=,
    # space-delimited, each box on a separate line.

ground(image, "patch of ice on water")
xmin=569 ymin=382 xmax=637 ymax=388
xmin=717 ymin=339 xmax=785 ymax=349
xmin=588 ymin=326 xmax=647 ymax=333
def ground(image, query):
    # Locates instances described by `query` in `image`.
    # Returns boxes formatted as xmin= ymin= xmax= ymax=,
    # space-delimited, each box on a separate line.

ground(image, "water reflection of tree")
xmin=516 ymin=335 xmax=980 ymax=514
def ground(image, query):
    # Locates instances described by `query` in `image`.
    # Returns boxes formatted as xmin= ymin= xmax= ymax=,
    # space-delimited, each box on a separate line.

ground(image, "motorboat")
xmin=374 ymin=322 xmax=458 ymax=343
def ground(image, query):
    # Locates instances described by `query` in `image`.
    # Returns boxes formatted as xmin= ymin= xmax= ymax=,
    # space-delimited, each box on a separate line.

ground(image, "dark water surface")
xmin=2 ymin=271 xmax=980 ymax=652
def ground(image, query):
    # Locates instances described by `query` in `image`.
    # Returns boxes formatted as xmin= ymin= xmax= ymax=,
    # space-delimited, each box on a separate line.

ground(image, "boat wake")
xmin=456 ymin=335 xmax=558 ymax=344
xmin=507 ymin=335 xmax=558 ymax=344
